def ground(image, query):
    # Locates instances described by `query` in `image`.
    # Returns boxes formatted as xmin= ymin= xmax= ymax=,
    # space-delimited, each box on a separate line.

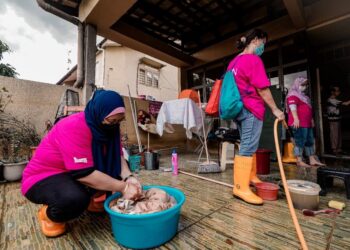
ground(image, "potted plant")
xmin=0 ymin=87 xmax=40 ymax=181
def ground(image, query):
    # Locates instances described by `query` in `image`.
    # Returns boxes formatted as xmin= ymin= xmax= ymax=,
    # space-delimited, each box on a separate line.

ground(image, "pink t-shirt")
xmin=227 ymin=54 xmax=270 ymax=120
xmin=21 ymin=112 xmax=122 ymax=195
xmin=287 ymin=96 xmax=313 ymax=128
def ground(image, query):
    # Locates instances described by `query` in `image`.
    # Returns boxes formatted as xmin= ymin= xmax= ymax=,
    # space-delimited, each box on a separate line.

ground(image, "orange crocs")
xmin=87 ymin=193 xmax=106 ymax=213
xmin=38 ymin=205 xmax=66 ymax=237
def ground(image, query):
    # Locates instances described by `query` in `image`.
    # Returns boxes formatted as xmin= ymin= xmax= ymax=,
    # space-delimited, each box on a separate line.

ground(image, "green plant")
xmin=0 ymin=87 xmax=39 ymax=162
xmin=0 ymin=87 xmax=13 ymax=112
xmin=0 ymin=40 xmax=18 ymax=78
xmin=0 ymin=112 xmax=40 ymax=162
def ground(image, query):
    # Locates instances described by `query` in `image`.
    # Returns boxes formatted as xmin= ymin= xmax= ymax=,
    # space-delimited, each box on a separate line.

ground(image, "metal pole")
xmin=127 ymin=85 xmax=142 ymax=153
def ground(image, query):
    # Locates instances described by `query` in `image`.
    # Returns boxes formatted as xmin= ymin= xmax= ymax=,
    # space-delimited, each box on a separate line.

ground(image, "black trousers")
xmin=25 ymin=173 xmax=91 ymax=223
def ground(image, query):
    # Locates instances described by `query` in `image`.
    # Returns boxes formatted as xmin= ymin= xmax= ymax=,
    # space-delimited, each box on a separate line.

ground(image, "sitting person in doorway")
xmin=326 ymin=85 xmax=350 ymax=155
xmin=22 ymin=90 xmax=142 ymax=237
xmin=286 ymin=77 xmax=325 ymax=167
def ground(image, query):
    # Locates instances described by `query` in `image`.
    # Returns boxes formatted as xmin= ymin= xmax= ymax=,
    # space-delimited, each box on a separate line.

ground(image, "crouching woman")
xmin=22 ymin=90 xmax=142 ymax=237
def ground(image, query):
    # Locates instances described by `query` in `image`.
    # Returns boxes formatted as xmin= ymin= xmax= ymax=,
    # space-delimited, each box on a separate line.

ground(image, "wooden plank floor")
xmin=1 ymin=154 xmax=350 ymax=249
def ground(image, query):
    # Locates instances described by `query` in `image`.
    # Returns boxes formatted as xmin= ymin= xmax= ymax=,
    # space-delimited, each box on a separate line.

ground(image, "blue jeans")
xmin=291 ymin=127 xmax=315 ymax=156
xmin=235 ymin=108 xmax=263 ymax=156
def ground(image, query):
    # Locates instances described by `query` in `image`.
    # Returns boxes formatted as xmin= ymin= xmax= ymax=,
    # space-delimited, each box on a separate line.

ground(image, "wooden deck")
xmin=1 ymin=155 xmax=350 ymax=249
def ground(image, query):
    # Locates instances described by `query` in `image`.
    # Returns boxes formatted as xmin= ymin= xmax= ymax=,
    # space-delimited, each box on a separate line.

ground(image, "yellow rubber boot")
xmin=38 ymin=205 xmax=66 ymax=237
xmin=233 ymin=156 xmax=263 ymax=205
xmin=250 ymin=153 xmax=262 ymax=185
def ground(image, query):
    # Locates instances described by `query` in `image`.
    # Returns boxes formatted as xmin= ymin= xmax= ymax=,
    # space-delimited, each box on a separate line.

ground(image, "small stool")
xmin=317 ymin=167 xmax=350 ymax=199
xmin=220 ymin=141 xmax=240 ymax=171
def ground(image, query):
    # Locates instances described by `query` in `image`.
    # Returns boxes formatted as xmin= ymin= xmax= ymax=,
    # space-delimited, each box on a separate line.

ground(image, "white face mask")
xmin=299 ymin=86 xmax=307 ymax=92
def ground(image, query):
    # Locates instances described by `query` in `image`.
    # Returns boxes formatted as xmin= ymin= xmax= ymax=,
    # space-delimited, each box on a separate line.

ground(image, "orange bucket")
xmin=178 ymin=89 xmax=199 ymax=104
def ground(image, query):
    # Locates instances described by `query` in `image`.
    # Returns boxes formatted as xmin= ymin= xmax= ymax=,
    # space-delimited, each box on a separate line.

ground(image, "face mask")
xmin=299 ymin=86 xmax=307 ymax=92
xmin=101 ymin=123 xmax=119 ymax=130
xmin=254 ymin=43 xmax=265 ymax=56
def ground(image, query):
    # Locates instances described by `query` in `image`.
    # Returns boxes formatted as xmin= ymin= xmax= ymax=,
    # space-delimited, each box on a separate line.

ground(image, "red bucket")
xmin=255 ymin=182 xmax=279 ymax=201
xmin=256 ymin=149 xmax=272 ymax=175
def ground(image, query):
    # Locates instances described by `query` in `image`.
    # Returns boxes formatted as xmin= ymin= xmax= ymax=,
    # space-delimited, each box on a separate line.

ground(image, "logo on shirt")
xmin=74 ymin=157 xmax=88 ymax=163
xmin=232 ymin=68 xmax=238 ymax=76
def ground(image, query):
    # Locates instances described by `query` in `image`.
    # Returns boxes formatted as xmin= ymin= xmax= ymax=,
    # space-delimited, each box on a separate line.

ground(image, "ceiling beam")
xmin=283 ymin=0 xmax=306 ymax=28
xmin=79 ymin=0 xmax=136 ymax=27
xmin=304 ymin=0 xmax=350 ymax=27
xmin=108 ymin=21 xmax=196 ymax=67
xmin=192 ymin=15 xmax=302 ymax=67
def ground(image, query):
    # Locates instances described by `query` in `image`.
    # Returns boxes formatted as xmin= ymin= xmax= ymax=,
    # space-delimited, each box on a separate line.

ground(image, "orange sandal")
xmin=38 ymin=205 xmax=66 ymax=237
xmin=87 ymin=193 xmax=106 ymax=213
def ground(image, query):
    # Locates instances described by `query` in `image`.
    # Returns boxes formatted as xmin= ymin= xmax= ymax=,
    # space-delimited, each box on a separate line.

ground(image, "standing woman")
xmin=22 ymin=90 xmax=142 ymax=237
xmin=286 ymin=77 xmax=325 ymax=167
xmin=227 ymin=29 xmax=285 ymax=205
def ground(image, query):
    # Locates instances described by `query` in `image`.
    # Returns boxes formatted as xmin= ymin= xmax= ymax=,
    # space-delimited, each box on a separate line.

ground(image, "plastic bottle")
xmin=172 ymin=149 xmax=178 ymax=176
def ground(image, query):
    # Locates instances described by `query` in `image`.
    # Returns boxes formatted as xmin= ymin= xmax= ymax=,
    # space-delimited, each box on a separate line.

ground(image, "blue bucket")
xmin=104 ymin=185 xmax=186 ymax=249
xmin=129 ymin=155 xmax=141 ymax=173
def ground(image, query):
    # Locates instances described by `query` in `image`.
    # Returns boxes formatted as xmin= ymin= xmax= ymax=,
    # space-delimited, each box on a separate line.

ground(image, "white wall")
xmin=100 ymin=46 xmax=180 ymax=101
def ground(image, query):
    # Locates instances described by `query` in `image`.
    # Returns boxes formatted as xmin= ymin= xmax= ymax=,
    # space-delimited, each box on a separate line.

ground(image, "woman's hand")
xmin=272 ymin=108 xmax=285 ymax=121
xmin=293 ymin=118 xmax=300 ymax=129
xmin=126 ymin=176 xmax=142 ymax=189
xmin=122 ymin=183 xmax=142 ymax=200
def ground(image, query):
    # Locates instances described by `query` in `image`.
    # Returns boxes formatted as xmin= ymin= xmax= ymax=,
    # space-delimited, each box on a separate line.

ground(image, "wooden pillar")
xmin=180 ymin=67 xmax=188 ymax=91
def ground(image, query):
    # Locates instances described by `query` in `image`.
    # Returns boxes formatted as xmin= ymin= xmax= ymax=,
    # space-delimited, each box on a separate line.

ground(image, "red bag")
xmin=205 ymin=79 xmax=222 ymax=116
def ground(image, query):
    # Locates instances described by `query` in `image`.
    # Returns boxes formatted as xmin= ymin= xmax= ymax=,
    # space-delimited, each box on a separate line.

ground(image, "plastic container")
xmin=287 ymin=180 xmax=321 ymax=210
xmin=104 ymin=185 xmax=186 ymax=249
xmin=171 ymin=149 xmax=178 ymax=175
xmin=129 ymin=155 xmax=141 ymax=173
xmin=3 ymin=161 xmax=28 ymax=181
xmin=256 ymin=149 xmax=272 ymax=175
xmin=145 ymin=151 xmax=160 ymax=170
xmin=255 ymin=182 xmax=279 ymax=201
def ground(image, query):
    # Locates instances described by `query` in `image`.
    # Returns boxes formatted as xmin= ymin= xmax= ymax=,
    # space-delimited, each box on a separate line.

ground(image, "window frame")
xmin=137 ymin=63 xmax=160 ymax=88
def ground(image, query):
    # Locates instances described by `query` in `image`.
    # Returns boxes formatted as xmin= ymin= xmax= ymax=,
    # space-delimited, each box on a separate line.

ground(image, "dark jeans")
xmin=291 ymin=127 xmax=315 ymax=157
xmin=25 ymin=173 xmax=91 ymax=223
xmin=329 ymin=121 xmax=342 ymax=152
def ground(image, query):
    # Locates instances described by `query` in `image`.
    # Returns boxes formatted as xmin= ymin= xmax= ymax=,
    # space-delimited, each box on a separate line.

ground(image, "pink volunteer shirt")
xmin=21 ymin=112 xmax=122 ymax=195
xmin=227 ymin=54 xmax=270 ymax=120
xmin=287 ymin=96 xmax=313 ymax=128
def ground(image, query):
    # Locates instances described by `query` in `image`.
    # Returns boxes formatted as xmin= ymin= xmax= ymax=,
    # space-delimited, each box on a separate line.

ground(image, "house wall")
xmin=0 ymin=76 xmax=82 ymax=137
xmin=0 ymin=76 xmax=191 ymax=153
xmin=96 ymin=46 xmax=180 ymax=101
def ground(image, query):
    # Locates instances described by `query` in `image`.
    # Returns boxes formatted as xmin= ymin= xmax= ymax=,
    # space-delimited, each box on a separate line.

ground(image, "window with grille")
xmin=137 ymin=63 xmax=160 ymax=88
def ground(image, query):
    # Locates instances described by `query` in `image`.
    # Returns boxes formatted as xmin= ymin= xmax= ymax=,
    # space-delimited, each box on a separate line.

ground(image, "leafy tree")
xmin=0 ymin=40 xmax=18 ymax=77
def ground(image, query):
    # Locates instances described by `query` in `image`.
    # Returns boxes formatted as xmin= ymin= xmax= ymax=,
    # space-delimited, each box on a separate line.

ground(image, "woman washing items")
xmin=22 ymin=90 xmax=142 ymax=237
xmin=227 ymin=29 xmax=285 ymax=205
xmin=327 ymin=85 xmax=350 ymax=155
xmin=286 ymin=77 xmax=325 ymax=167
